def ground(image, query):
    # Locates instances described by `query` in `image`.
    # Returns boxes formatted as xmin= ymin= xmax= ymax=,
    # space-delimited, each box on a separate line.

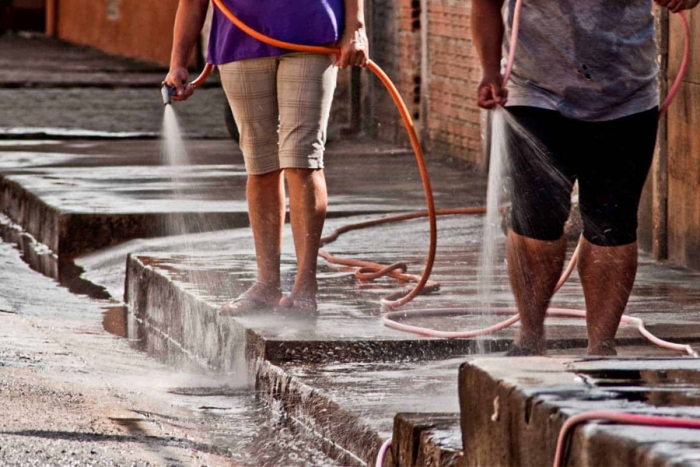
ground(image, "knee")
xmin=581 ymin=208 xmax=638 ymax=247
xmin=582 ymin=220 xmax=637 ymax=247
xmin=247 ymin=169 xmax=282 ymax=188
xmin=511 ymin=204 xmax=570 ymax=241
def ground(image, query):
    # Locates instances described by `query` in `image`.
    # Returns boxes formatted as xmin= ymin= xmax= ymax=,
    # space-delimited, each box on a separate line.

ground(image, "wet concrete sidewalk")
xmin=0 ymin=34 xmax=229 ymax=138
xmin=4 ymin=33 xmax=700 ymax=467
xmin=3 ymin=132 xmax=700 ymax=464
xmin=121 ymin=213 xmax=700 ymax=465
xmin=0 ymin=137 xmax=477 ymax=259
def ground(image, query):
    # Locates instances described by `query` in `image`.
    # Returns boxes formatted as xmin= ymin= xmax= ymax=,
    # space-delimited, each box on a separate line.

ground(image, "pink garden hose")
xmin=376 ymin=6 xmax=694 ymax=353
xmin=554 ymin=411 xmax=700 ymax=466
xmin=371 ymin=5 xmax=696 ymax=467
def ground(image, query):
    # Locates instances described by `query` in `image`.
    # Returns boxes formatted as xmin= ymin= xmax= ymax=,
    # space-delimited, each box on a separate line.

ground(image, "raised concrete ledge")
xmin=0 ymin=138 xmax=464 ymax=260
xmin=392 ymin=413 xmax=462 ymax=467
xmin=459 ymin=357 xmax=700 ymax=467
xmin=248 ymin=333 xmax=508 ymax=365
xmin=1 ymin=177 xmax=61 ymax=253
xmin=0 ymin=174 xmax=254 ymax=258
xmin=256 ymin=359 xmax=380 ymax=466
xmin=125 ymin=254 xmax=247 ymax=373
xmin=0 ymin=216 xmax=112 ymax=298
xmin=124 ymin=251 xmax=700 ymax=368
xmin=253 ymin=357 xmax=466 ymax=466
xmin=127 ymin=251 xmax=474 ymax=465
xmin=125 ymin=253 xmax=511 ymax=367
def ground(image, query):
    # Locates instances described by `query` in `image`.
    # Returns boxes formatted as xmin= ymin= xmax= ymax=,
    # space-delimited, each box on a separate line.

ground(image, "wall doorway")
xmin=1 ymin=0 xmax=46 ymax=33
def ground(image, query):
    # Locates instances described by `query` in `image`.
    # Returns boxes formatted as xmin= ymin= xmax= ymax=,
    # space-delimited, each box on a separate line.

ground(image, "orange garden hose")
xmin=193 ymin=0 xmax=439 ymax=308
xmin=183 ymin=3 xmax=699 ymax=467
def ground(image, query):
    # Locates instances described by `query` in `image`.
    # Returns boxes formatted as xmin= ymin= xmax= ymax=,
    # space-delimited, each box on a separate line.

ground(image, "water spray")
xmin=164 ymin=2 xmax=699 ymax=466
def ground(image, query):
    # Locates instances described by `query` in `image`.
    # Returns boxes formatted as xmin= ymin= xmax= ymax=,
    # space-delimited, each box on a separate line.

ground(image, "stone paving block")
xmin=459 ymin=357 xmax=700 ymax=467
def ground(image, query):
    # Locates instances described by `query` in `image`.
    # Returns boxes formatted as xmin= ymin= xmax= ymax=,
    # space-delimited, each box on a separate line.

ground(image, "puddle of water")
xmin=0 ymin=127 xmax=157 ymax=139
xmin=0 ymin=140 xmax=61 ymax=146
xmin=99 ymin=308 xmax=342 ymax=465
xmin=578 ymin=368 xmax=700 ymax=408
xmin=102 ymin=305 xmax=128 ymax=338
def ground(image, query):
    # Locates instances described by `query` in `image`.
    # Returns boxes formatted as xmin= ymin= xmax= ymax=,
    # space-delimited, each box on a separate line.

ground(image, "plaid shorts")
xmin=219 ymin=53 xmax=337 ymax=175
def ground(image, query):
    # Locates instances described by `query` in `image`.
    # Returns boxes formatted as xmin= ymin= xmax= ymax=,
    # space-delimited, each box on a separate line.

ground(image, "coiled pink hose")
xmin=380 ymin=6 xmax=694 ymax=354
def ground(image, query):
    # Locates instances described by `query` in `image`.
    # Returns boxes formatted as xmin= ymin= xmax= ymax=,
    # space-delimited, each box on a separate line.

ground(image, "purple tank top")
xmin=207 ymin=0 xmax=345 ymax=65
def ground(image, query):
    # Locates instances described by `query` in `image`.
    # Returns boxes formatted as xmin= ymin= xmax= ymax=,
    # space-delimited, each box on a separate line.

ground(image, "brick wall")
xmin=369 ymin=0 xmax=484 ymax=167
xmin=56 ymin=0 xmax=180 ymax=66
xmin=425 ymin=0 xmax=483 ymax=167
xmin=369 ymin=0 xmax=420 ymax=144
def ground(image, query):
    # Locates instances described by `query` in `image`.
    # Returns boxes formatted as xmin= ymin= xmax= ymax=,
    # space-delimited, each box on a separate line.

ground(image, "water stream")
xmin=475 ymin=108 xmax=510 ymax=352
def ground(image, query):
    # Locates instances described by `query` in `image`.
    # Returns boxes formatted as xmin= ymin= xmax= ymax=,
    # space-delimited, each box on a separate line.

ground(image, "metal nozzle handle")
xmin=161 ymin=84 xmax=177 ymax=105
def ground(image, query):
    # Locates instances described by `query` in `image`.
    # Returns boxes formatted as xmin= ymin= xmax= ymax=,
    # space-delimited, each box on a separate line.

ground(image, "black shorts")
xmin=506 ymin=106 xmax=658 ymax=247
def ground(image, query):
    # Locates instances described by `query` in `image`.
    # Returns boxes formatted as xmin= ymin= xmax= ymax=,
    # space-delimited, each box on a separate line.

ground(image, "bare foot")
xmin=219 ymin=282 xmax=282 ymax=316
xmin=506 ymin=335 xmax=546 ymax=356
xmin=587 ymin=339 xmax=617 ymax=356
xmin=279 ymin=278 xmax=318 ymax=312
xmin=505 ymin=344 xmax=546 ymax=356
xmin=279 ymin=295 xmax=318 ymax=312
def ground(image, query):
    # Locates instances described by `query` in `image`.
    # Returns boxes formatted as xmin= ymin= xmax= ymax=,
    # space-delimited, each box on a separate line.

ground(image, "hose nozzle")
xmin=161 ymin=84 xmax=176 ymax=105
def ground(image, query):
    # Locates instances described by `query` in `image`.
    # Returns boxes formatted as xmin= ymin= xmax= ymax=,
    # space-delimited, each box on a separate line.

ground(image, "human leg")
xmin=219 ymin=57 xmax=284 ymax=313
xmin=283 ymin=168 xmax=328 ymax=306
xmin=244 ymin=170 xmax=285 ymax=291
xmin=277 ymin=53 xmax=337 ymax=309
xmin=505 ymin=107 xmax=576 ymax=353
xmin=576 ymin=108 xmax=658 ymax=354
xmin=507 ymin=232 xmax=567 ymax=353
xmin=577 ymin=239 xmax=638 ymax=355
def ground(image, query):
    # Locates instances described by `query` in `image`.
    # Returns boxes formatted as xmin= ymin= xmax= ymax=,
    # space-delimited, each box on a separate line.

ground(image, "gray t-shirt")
xmin=504 ymin=0 xmax=659 ymax=121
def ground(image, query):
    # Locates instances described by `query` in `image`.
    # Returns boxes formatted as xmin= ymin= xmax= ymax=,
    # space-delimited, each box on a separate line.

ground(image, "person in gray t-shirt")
xmin=471 ymin=0 xmax=699 ymax=356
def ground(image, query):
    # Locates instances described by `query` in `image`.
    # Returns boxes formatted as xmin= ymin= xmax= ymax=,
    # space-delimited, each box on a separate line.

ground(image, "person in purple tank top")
xmin=164 ymin=0 xmax=368 ymax=314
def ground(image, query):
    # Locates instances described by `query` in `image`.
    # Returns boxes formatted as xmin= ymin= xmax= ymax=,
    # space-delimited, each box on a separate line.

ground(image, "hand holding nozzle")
xmin=162 ymin=66 xmax=195 ymax=104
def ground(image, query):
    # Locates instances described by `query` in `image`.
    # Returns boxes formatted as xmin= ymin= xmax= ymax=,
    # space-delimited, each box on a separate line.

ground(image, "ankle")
xmin=255 ymin=278 xmax=281 ymax=290
xmin=291 ymin=281 xmax=317 ymax=299
xmin=517 ymin=331 xmax=546 ymax=353
xmin=587 ymin=339 xmax=617 ymax=356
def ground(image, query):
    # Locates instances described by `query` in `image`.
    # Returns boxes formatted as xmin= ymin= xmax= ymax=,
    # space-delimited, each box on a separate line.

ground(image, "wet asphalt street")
xmin=0 ymin=34 xmax=346 ymax=467
xmin=0 ymin=237 xmax=236 ymax=466
xmin=0 ymin=235 xmax=344 ymax=466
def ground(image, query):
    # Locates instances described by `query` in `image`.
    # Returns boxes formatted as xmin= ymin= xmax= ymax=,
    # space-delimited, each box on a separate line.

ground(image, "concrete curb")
xmin=459 ymin=357 xmax=700 ymax=467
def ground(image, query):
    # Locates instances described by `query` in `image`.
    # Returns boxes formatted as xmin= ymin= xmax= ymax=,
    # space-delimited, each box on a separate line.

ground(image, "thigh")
xmin=577 ymin=108 xmax=658 ymax=246
xmin=219 ymin=57 xmax=280 ymax=174
xmin=277 ymin=53 xmax=337 ymax=170
xmin=506 ymin=106 xmax=576 ymax=241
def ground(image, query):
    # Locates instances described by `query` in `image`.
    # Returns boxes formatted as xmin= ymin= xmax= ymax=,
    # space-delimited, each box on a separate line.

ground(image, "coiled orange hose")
xmin=192 ymin=0 xmax=438 ymax=308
